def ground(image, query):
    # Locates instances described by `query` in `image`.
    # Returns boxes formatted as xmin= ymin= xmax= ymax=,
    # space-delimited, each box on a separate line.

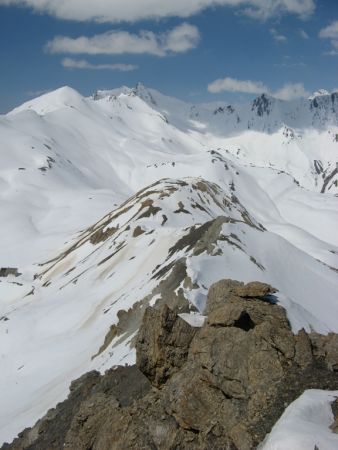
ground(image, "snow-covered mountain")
xmin=0 ymin=84 xmax=337 ymax=445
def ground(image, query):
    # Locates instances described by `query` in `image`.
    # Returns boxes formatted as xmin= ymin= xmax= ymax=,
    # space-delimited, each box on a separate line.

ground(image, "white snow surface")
xmin=0 ymin=84 xmax=338 ymax=445
xmin=260 ymin=390 xmax=338 ymax=450
xmin=178 ymin=313 xmax=206 ymax=328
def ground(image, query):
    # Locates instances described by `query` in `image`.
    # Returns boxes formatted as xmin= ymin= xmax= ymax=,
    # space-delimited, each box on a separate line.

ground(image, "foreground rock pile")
xmin=3 ymin=280 xmax=338 ymax=450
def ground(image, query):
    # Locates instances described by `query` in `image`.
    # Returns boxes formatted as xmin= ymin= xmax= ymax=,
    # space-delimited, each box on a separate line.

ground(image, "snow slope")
xmin=260 ymin=390 xmax=338 ymax=450
xmin=0 ymin=84 xmax=337 ymax=444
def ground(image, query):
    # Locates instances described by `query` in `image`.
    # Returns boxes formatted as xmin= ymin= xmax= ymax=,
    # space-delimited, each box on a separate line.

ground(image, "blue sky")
xmin=0 ymin=0 xmax=337 ymax=112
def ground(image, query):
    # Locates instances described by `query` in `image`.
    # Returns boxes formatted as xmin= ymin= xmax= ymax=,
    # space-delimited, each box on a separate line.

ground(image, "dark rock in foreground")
xmin=3 ymin=280 xmax=338 ymax=450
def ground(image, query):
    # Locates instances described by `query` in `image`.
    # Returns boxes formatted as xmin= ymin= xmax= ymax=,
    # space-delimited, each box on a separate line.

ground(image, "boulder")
xmin=234 ymin=281 xmax=276 ymax=298
xmin=205 ymin=279 xmax=243 ymax=313
xmin=205 ymin=279 xmax=276 ymax=314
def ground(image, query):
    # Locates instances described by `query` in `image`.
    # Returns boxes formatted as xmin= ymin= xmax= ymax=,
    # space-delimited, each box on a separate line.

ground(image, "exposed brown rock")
xmin=132 ymin=225 xmax=145 ymax=237
xmin=331 ymin=398 xmax=338 ymax=433
xmin=89 ymin=225 xmax=118 ymax=244
xmin=2 ymin=367 xmax=151 ymax=450
xmin=206 ymin=279 xmax=276 ymax=314
xmin=4 ymin=279 xmax=338 ymax=450
xmin=205 ymin=278 xmax=243 ymax=313
xmin=0 ymin=268 xmax=21 ymax=277
xmin=234 ymin=281 xmax=277 ymax=298
xmin=309 ymin=332 xmax=338 ymax=371
xmin=137 ymin=198 xmax=162 ymax=219
xmin=294 ymin=329 xmax=313 ymax=368
xmin=136 ymin=304 xmax=196 ymax=386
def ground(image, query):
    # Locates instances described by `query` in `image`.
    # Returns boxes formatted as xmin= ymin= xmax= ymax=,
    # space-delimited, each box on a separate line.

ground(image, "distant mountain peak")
xmin=9 ymin=85 xmax=84 ymax=116
xmin=251 ymin=93 xmax=275 ymax=116
xmin=132 ymin=82 xmax=157 ymax=106
xmin=308 ymin=89 xmax=330 ymax=100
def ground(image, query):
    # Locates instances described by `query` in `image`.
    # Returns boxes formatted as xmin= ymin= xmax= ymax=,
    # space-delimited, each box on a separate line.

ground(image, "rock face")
xmin=331 ymin=398 xmax=338 ymax=433
xmin=3 ymin=280 xmax=338 ymax=450
xmin=136 ymin=304 xmax=197 ymax=387
xmin=1 ymin=366 xmax=151 ymax=450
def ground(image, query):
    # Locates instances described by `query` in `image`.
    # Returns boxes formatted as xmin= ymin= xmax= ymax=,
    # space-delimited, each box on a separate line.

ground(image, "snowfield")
xmin=0 ymin=84 xmax=337 ymax=446
xmin=260 ymin=390 xmax=338 ymax=450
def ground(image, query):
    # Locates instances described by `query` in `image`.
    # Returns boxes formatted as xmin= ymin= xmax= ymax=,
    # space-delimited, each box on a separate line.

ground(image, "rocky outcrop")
xmin=136 ymin=304 xmax=197 ymax=386
xmin=205 ymin=279 xmax=276 ymax=314
xmin=3 ymin=280 xmax=338 ymax=450
xmin=331 ymin=398 xmax=338 ymax=433
xmin=1 ymin=367 xmax=151 ymax=450
xmin=0 ymin=268 xmax=21 ymax=277
xmin=309 ymin=332 xmax=338 ymax=372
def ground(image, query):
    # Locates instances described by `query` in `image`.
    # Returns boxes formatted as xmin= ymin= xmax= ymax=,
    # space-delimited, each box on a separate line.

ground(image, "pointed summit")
xmin=133 ymin=82 xmax=157 ymax=106
xmin=9 ymin=86 xmax=84 ymax=116
xmin=251 ymin=93 xmax=275 ymax=117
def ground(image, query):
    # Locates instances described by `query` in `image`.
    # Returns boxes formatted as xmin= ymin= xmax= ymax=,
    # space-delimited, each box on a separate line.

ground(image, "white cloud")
xmin=45 ymin=23 xmax=200 ymax=57
xmin=208 ymin=76 xmax=268 ymax=94
xmin=273 ymin=82 xmax=309 ymax=100
xmin=208 ymin=76 xmax=310 ymax=100
xmin=26 ymin=89 xmax=51 ymax=97
xmin=61 ymin=58 xmax=137 ymax=71
xmin=270 ymin=28 xmax=287 ymax=42
xmin=299 ymin=29 xmax=309 ymax=39
xmin=319 ymin=20 xmax=338 ymax=39
xmin=240 ymin=0 xmax=315 ymax=20
xmin=319 ymin=21 xmax=338 ymax=56
xmin=274 ymin=61 xmax=306 ymax=67
xmin=326 ymin=50 xmax=338 ymax=56
xmin=0 ymin=0 xmax=315 ymax=22
xmin=164 ymin=22 xmax=200 ymax=53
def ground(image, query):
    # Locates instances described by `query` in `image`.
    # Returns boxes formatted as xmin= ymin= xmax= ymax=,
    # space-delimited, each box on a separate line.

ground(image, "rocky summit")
xmin=4 ymin=280 xmax=338 ymax=450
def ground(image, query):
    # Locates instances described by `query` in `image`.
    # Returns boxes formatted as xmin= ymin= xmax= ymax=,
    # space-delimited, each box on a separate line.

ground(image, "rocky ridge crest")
xmin=3 ymin=280 xmax=338 ymax=450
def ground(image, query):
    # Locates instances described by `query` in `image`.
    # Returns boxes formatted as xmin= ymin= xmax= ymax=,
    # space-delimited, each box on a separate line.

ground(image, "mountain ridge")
xmin=0 ymin=83 xmax=337 ymax=445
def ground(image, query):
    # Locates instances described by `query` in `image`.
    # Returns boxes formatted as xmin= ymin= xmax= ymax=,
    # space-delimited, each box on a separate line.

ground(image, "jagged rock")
xmin=331 ymin=398 xmax=338 ymax=433
xmin=294 ymin=329 xmax=313 ymax=368
xmin=162 ymin=280 xmax=338 ymax=445
xmin=182 ymin=291 xmax=294 ymax=431
xmin=2 ymin=367 xmax=151 ymax=450
xmin=309 ymin=333 xmax=338 ymax=371
xmin=205 ymin=278 xmax=243 ymax=313
xmin=136 ymin=304 xmax=197 ymax=386
xmin=205 ymin=279 xmax=276 ymax=314
xmin=163 ymin=364 xmax=239 ymax=431
xmin=3 ymin=279 xmax=338 ymax=450
xmin=0 ymin=267 xmax=21 ymax=277
xmin=234 ymin=281 xmax=276 ymax=298
xmin=132 ymin=225 xmax=145 ymax=237
xmin=64 ymin=393 xmax=119 ymax=449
